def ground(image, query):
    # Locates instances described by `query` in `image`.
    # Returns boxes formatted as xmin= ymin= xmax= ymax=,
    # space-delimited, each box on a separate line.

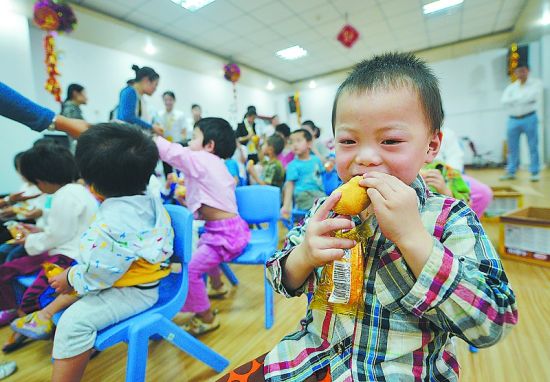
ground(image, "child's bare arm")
xmin=282 ymin=192 xmax=355 ymax=291
xmin=281 ymin=181 xmax=294 ymax=217
xmin=246 ymin=161 xmax=265 ymax=185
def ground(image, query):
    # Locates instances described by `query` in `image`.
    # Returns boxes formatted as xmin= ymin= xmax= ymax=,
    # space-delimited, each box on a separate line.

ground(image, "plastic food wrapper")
xmin=4 ymin=221 xmax=30 ymax=241
xmin=311 ymin=219 xmax=374 ymax=316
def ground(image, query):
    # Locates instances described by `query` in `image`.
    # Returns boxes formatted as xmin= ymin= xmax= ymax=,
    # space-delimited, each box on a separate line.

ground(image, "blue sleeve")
xmin=117 ymin=87 xmax=152 ymax=129
xmin=315 ymin=156 xmax=325 ymax=173
xmin=0 ymin=82 xmax=55 ymax=132
xmin=225 ymin=159 xmax=239 ymax=177
xmin=286 ymin=161 xmax=299 ymax=182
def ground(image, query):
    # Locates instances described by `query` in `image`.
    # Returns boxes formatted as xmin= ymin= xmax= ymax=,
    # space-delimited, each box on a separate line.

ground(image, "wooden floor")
xmin=1 ymin=168 xmax=549 ymax=381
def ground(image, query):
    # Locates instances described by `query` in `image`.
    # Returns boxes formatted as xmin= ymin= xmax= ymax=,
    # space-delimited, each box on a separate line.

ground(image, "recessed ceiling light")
xmin=170 ymin=0 xmax=216 ymax=12
xmin=266 ymin=80 xmax=275 ymax=91
xmin=276 ymin=45 xmax=308 ymax=60
xmin=423 ymin=0 xmax=463 ymax=15
xmin=308 ymin=80 xmax=317 ymax=89
xmin=144 ymin=41 xmax=156 ymax=55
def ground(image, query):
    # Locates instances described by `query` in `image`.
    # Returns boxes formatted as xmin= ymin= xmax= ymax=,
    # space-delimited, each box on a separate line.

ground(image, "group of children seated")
xmin=0 ymin=52 xmax=515 ymax=382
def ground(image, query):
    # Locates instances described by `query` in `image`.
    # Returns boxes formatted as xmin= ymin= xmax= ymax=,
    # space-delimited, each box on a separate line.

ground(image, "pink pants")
xmin=464 ymin=175 xmax=493 ymax=218
xmin=182 ymin=216 xmax=250 ymax=313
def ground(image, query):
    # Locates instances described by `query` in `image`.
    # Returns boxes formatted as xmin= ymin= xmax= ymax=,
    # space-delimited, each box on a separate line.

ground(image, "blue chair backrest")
xmin=235 ymin=185 xmax=280 ymax=242
xmin=322 ymin=170 xmax=342 ymax=196
xmin=157 ymin=204 xmax=193 ymax=318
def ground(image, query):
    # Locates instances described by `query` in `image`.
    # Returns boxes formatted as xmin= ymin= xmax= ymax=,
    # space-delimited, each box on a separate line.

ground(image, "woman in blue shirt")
xmin=117 ymin=65 xmax=161 ymax=130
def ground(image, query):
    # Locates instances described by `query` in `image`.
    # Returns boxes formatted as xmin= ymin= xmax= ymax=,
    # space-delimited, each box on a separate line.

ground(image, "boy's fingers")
xmin=367 ymin=188 xmax=385 ymax=207
xmin=319 ymin=249 xmax=346 ymax=262
xmin=312 ymin=192 xmax=342 ymax=221
xmin=317 ymin=237 xmax=356 ymax=250
xmin=316 ymin=218 xmax=355 ymax=235
xmin=361 ymin=177 xmax=392 ymax=200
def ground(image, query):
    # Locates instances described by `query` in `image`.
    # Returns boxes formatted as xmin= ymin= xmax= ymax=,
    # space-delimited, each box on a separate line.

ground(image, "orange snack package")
xmin=310 ymin=220 xmax=374 ymax=316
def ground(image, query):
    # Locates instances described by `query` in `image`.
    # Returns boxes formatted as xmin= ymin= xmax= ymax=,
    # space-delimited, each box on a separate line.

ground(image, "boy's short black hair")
xmin=266 ymin=134 xmax=285 ymax=155
xmin=291 ymin=128 xmax=312 ymax=142
xmin=13 ymin=152 xmax=24 ymax=171
xmin=275 ymin=123 xmax=291 ymax=138
xmin=191 ymin=104 xmax=201 ymax=109
xmin=194 ymin=117 xmax=236 ymax=159
xmin=331 ymin=52 xmax=444 ymax=134
xmin=163 ymin=91 xmax=176 ymax=99
xmin=19 ymin=144 xmax=78 ymax=185
xmin=75 ymin=123 xmax=158 ymax=198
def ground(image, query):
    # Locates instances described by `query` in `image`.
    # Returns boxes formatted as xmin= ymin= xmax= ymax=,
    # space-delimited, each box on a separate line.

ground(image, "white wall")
xmin=1 ymin=18 xmax=282 ymax=194
xmin=0 ymin=11 xmax=41 ymax=194
xmin=28 ymin=27 xmax=279 ymax=128
xmin=296 ymin=47 xmax=547 ymax=167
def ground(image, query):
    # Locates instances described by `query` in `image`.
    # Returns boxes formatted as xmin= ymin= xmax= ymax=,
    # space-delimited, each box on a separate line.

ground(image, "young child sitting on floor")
xmin=281 ymin=129 xmax=325 ymax=218
xmin=219 ymin=52 xmax=517 ymax=382
xmin=40 ymin=123 xmax=174 ymax=382
xmin=246 ymin=133 xmax=285 ymax=188
xmin=154 ymin=117 xmax=251 ymax=335
xmin=0 ymin=144 xmax=98 ymax=352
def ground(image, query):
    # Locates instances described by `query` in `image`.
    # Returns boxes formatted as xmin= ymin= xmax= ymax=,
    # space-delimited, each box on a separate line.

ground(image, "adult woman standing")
xmin=60 ymin=84 xmax=87 ymax=120
xmin=117 ymin=65 xmax=160 ymax=130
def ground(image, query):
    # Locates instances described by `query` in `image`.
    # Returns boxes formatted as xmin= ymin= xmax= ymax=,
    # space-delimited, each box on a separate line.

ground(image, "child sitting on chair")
xmin=246 ymin=133 xmax=285 ymax=188
xmin=219 ymin=52 xmax=517 ymax=382
xmin=281 ymin=129 xmax=325 ymax=218
xmin=153 ymin=117 xmax=251 ymax=335
xmin=39 ymin=123 xmax=174 ymax=382
xmin=0 ymin=144 xmax=97 ymax=352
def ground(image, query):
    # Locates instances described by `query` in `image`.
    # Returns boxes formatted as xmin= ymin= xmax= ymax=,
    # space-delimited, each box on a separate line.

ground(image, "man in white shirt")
xmin=154 ymin=91 xmax=186 ymax=175
xmin=500 ymin=64 xmax=542 ymax=182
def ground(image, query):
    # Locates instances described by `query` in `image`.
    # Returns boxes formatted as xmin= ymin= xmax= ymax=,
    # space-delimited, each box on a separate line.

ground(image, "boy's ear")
xmin=425 ymin=131 xmax=442 ymax=163
xmin=204 ymin=139 xmax=215 ymax=154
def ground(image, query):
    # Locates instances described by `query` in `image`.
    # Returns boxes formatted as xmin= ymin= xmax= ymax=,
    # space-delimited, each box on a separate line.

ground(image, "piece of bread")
xmin=332 ymin=175 xmax=370 ymax=215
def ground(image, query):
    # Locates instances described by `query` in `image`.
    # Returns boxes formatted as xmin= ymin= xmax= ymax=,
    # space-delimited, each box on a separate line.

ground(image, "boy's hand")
xmin=360 ymin=172 xmax=433 ymax=277
xmin=360 ymin=172 xmax=426 ymax=248
xmin=49 ymin=268 xmax=74 ymax=294
xmin=21 ymin=223 xmax=41 ymax=233
xmin=300 ymin=192 xmax=356 ymax=268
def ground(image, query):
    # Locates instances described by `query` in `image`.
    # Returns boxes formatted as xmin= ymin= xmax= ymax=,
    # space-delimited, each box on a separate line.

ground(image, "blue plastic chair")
xmin=221 ymin=185 xmax=280 ymax=329
xmin=54 ymin=204 xmax=229 ymax=381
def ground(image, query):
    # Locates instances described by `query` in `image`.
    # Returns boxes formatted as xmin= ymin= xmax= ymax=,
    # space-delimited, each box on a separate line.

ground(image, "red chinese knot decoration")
xmin=33 ymin=0 xmax=77 ymax=102
xmin=337 ymin=24 xmax=359 ymax=48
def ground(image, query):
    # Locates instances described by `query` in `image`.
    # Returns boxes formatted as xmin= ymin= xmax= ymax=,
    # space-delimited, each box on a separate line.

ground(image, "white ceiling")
xmin=72 ymin=0 xmax=526 ymax=82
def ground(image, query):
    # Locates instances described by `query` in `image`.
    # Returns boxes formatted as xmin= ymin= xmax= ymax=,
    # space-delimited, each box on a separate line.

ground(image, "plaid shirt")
xmin=264 ymin=176 xmax=517 ymax=382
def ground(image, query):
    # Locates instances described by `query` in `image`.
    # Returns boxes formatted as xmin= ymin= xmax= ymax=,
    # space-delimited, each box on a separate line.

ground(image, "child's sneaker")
xmin=0 ymin=310 xmax=17 ymax=327
xmin=10 ymin=312 xmax=53 ymax=340
xmin=207 ymin=282 xmax=228 ymax=298
xmin=0 ymin=361 xmax=17 ymax=379
xmin=182 ymin=311 xmax=220 ymax=336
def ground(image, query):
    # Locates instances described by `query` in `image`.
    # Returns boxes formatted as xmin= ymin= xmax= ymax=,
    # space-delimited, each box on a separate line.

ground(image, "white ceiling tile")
xmin=251 ymin=2 xmax=294 ymax=24
xmin=281 ymin=0 xmax=330 ymax=13
xmin=328 ymin=0 xmax=378 ymax=13
xmin=124 ymin=11 xmax=168 ymax=32
xmin=289 ymin=28 xmax=323 ymax=46
xmin=379 ymin=0 xmax=421 ymax=17
xmin=223 ymin=15 xmax=265 ymax=36
xmin=227 ymin=0 xmax=272 ymax=12
xmin=196 ymin=27 xmax=240 ymax=47
xmin=387 ymin=10 xmax=424 ymax=30
xmin=169 ymin=14 xmax=216 ymax=35
xmin=79 ymin=0 xmax=136 ymax=18
xmin=463 ymin=1 xmax=502 ymax=20
xmin=348 ymin=7 xmax=386 ymax=27
xmin=315 ymin=19 xmax=347 ymax=39
xmin=126 ymin=1 xmax=188 ymax=24
xmin=298 ymin=3 xmax=342 ymax=27
xmin=196 ymin=1 xmax=243 ymax=23
xmin=272 ymin=17 xmax=311 ymax=35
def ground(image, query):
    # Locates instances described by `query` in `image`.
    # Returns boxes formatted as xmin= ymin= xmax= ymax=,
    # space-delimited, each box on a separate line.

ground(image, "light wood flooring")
xmin=1 ymin=168 xmax=549 ymax=381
